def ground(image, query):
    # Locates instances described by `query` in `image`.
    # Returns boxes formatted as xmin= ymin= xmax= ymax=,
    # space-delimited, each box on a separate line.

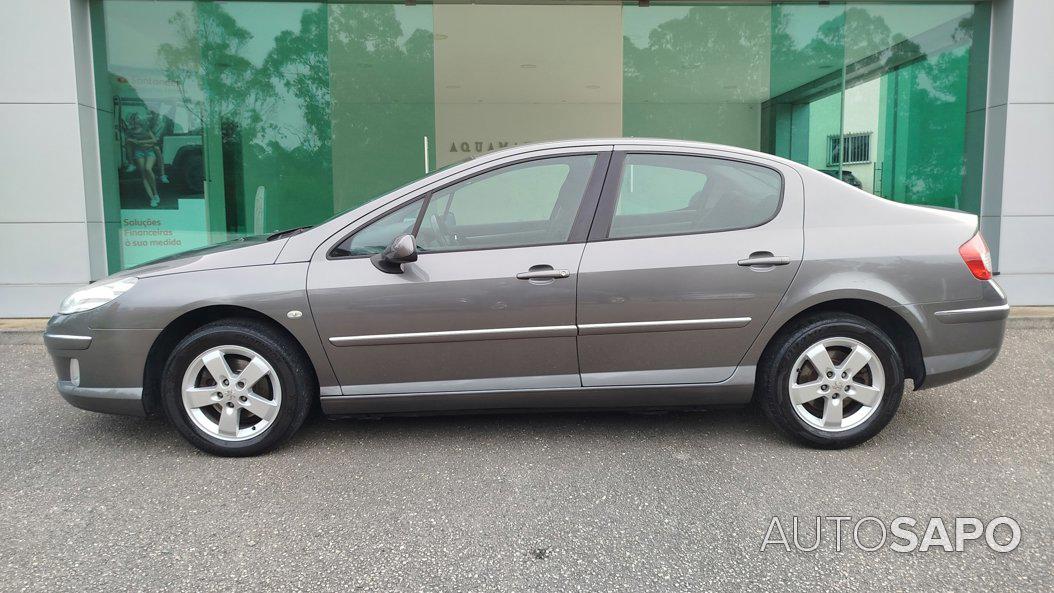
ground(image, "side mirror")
xmin=371 ymin=234 xmax=418 ymax=274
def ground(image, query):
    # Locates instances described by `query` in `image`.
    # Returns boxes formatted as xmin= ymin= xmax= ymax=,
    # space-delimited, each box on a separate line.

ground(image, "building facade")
xmin=1 ymin=0 xmax=1051 ymax=316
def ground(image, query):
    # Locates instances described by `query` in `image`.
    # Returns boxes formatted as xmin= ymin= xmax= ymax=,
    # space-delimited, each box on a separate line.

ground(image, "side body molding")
xmin=328 ymin=317 xmax=752 ymax=346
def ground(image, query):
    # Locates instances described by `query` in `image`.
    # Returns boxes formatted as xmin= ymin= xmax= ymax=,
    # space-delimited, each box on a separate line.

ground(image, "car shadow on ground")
xmin=71 ymin=403 xmax=798 ymax=457
xmin=308 ymin=404 xmax=777 ymax=442
xmin=64 ymin=382 xmax=957 ymax=458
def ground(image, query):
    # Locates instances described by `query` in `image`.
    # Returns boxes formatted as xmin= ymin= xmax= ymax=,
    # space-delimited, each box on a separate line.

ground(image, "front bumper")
xmin=56 ymin=382 xmax=145 ymax=417
xmin=45 ymin=313 xmax=159 ymax=417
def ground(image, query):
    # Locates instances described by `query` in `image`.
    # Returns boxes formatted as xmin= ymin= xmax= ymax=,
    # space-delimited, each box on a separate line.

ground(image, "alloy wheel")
xmin=181 ymin=345 xmax=282 ymax=441
xmin=788 ymin=337 xmax=885 ymax=432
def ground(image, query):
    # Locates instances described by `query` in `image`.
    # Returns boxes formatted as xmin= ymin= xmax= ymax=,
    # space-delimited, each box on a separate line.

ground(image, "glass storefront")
xmin=90 ymin=1 xmax=990 ymax=271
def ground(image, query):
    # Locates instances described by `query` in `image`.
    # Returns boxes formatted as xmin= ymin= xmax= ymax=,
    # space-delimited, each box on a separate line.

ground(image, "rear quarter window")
xmin=609 ymin=154 xmax=782 ymax=239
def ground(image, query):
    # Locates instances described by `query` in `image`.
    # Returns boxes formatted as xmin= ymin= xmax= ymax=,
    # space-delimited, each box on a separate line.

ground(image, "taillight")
xmin=959 ymin=233 xmax=993 ymax=280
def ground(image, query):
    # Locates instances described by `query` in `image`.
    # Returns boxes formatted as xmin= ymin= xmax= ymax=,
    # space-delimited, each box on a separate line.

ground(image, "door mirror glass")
xmin=372 ymin=234 xmax=417 ymax=273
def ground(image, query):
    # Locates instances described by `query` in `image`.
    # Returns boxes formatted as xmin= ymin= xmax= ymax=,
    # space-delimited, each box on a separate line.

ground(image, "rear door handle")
xmin=738 ymin=253 xmax=791 ymax=267
xmin=516 ymin=266 xmax=570 ymax=280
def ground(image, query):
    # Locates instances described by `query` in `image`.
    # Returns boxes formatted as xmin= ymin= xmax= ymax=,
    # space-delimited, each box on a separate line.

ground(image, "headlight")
xmin=59 ymin=277 xmax=138 ymax=315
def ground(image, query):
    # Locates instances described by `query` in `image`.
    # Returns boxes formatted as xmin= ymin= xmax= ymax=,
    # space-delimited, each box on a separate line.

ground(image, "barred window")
xmin=828 ymin=132 xmax=872 ymax=166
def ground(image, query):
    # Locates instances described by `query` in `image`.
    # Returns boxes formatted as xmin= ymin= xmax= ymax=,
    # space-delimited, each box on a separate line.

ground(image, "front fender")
xmin=89 ymin=263 xmax=338 ymax=391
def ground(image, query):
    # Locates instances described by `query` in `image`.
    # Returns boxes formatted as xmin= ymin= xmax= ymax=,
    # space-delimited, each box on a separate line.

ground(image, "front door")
xmin=308 ymin=151 xmax=609 ymax=395
xmin=576 ymin=149 xmax=804 ymax=386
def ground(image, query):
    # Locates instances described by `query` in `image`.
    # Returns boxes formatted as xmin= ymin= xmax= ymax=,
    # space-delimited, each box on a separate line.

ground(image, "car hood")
xmin=108 ymin=235 xmax=289 ymax=280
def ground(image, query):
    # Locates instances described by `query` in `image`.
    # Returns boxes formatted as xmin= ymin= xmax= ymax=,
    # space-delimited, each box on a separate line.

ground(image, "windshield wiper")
xmin=267 ymin=226 xmax=313 ymax=241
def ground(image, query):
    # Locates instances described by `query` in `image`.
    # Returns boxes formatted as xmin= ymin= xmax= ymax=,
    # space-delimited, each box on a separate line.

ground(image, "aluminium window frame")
xmin=827 ymin=132 xmax=873 ymax=167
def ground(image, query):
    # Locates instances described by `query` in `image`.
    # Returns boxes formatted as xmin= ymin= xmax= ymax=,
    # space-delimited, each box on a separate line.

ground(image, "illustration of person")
xmin=126 ymin=113 xmax=162 ymax=208
xmin=120 ymin=116 xmax=137 ymax=173
xmin=146 ymin=110 xmax=169 ymax=185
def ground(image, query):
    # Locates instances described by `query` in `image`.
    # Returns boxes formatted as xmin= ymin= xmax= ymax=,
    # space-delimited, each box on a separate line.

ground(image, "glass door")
xmin=94 ymin=0 xmax=213 ymax=269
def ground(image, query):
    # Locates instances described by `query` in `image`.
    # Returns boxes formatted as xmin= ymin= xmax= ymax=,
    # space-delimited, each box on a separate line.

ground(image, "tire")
xmin=757 ymin=313 xmax=904 ymax=449
xmin=160 ymin=319 xmax=315 ymax=456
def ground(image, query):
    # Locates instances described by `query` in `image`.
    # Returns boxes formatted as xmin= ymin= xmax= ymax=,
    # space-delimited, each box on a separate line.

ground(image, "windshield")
xmin=317 ymin=159 xmax=469 ymax=226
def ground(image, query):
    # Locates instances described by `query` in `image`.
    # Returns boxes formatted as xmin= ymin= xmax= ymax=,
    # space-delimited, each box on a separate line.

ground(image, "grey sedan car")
xmin=45 ymin=139 xmax=1008 ymax=456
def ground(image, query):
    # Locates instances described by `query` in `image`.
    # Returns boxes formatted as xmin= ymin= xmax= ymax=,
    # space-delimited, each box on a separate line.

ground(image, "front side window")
xmin=332 ymin=154 xmax=598 ymax=258
xmin=608 ymin=154 xmax=781 ymax=239
xmin=331 ymin=199 xmax=424 ymax=258
xmin=415 ymin=155 xmax=597 ymax=252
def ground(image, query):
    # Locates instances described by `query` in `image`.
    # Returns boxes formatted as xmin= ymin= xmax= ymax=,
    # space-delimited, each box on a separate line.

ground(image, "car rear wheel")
xmin=757 ymin=313 xmax=904 ymax=448
xmin=161 ymin=319 xmax=314 ymax=456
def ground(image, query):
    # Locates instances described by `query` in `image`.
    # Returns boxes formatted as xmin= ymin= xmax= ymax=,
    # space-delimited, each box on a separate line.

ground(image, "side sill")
xmin=320 ymin=366 xmax=757 ymax=416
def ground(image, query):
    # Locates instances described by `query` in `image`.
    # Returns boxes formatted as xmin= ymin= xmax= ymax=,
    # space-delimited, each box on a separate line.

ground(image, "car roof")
xmin=465 ymin=137 xmax=805 ymax=175
xmin=478 ymin=137 xmax=772 ymax=158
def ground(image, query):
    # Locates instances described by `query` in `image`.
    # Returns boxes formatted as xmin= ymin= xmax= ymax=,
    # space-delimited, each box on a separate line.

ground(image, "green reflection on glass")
xmin=843 ymin=3 xmax=985 ymax=212
xmin=623 ymin=4 xmax=772 ymax=148
xmin=92 ymin=1 xmax=992 ymax=273
xmin=188 ymin=1 xmax=335 ymax=239
xmin=95 ymin=0 xmax=212 ymax=269
xmin=329 ymin=2 xmax=436 ymax=213
xmin=765 ymin=3 xmax=847 ymax=168
xmin=93 ymin=0 xmax=436 ymax=272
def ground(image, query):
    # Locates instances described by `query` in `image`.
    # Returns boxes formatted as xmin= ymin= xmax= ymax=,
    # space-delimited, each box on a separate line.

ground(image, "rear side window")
xmin=608 ymin=154 xmax=782 ymax=240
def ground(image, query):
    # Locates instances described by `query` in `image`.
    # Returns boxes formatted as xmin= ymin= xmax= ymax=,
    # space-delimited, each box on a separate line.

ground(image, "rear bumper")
xmin=910 ymin=280 xmax=1008 ymax=390
xmin=45 ymin=313 xmax=158 ymax=417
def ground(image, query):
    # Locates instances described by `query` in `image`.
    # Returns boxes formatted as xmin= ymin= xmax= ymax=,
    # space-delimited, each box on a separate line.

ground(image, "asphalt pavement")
xmin=1 ymin=329 xmax=1051 ymax=592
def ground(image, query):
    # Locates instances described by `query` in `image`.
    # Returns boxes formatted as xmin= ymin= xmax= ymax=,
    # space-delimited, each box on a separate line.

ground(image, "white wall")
xmin=433 ymin=4 xmax=623 ymax=168
xmin=842 ymin=79 xmax=882 ymax=193
xmin=984 ymin=0 xmax=1054 ymax=304
xmin=0 ymin=0 xmax=105 ymax=317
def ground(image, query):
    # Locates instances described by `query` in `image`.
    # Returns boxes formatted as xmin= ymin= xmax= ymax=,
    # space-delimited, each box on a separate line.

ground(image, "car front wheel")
xmin=757 ymin=313 xmax=905 ymax=448
xmin=161 ymin=319 xmax=314 ymax=456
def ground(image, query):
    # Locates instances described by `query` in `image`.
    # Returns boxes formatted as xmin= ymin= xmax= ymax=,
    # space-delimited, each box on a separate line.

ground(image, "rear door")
xmin=576 ymin=147 xmax=804 ymax=386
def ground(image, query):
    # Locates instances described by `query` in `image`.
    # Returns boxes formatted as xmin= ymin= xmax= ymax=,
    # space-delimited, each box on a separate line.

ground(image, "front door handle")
xmin=738 ymin=252 xmax=791 ymax=267
xmin=516 ymin=265 xmax=570 ymax=280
